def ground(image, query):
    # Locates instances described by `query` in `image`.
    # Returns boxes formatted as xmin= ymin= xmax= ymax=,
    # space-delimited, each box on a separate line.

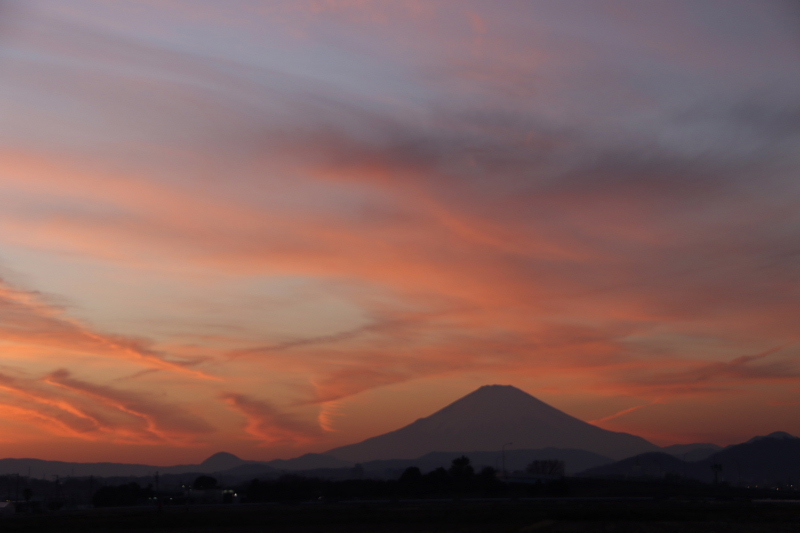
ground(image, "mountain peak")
xmin=475 ymin=384 xmax=525 ymax=392
xmin=746 ymin=431 xmax=798 ymax=444
xmin=200 ymin=452 xmax=244 ymax=470
xmin=765 ymin=431 xmax=797 ymax=439
xmin=466 ymin=384 xmax=532 ymax=399
xmin=452 ymin=384 xmax=539 ymax=405
xmin=327 ymin=384 xmax=657 ymax=462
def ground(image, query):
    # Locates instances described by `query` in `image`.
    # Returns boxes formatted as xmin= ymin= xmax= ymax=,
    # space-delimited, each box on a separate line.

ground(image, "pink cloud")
xmin=0 ymin=369 xmax=211 ymax=444
xmin=221 ymin=393 xmax=324 ymax=446
xmin=0 ymin=278 xmax=211 ymax=377
xmin=0 ymin=0 xmax=796 ymax=455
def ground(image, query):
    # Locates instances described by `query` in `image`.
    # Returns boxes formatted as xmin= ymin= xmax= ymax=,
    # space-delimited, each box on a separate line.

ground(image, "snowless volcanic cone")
xmin=327 ymin=385 xmax=658 ymax=462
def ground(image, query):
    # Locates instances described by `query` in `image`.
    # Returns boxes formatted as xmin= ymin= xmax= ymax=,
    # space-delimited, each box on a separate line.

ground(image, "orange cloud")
xmin=0 ymin=369 xmax=210 ymax=445
xmin=221 ymin=393 xmax=325 ymax=446
xmin=0 ymin=0 xmax=798 ymax=457
xmin=45 ymin=369 xmax=213 ymax=443
xmin=0 ymin=278 xmax=211 ymax=377
xmin=617 ymin=347 xmax=800 ymax=396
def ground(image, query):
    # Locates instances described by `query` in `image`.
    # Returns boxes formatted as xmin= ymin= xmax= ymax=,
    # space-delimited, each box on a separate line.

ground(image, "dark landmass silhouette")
xmin=660 ymin=442 xmax=722 ymax=461
xmin=200 ymin=452 xmax=247 ymax=471
xmin=359 ymin=448 xmax=612 ymax=477
xmin=579 ymin=431 xmax=800 ymax=486
xmin=265 ymin=453 xmax=352 ymax=470
xmin=0 ymin=457 xmax=216 ymax=479
xmin=0 ymin=386 xmax=796 ymax=486
xmin=0 ymin=453 xmax=352 ymax=481
xmin=326 ymin=384 xmax=658 ymax=461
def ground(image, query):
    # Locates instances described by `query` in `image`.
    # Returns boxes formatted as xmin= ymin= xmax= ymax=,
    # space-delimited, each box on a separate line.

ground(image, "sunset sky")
xmin=0 ymin=0 xmax=799 ymax=465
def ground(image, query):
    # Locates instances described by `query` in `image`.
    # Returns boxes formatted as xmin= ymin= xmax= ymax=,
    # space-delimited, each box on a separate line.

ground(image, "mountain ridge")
xmin=579 ymin=431 xmax=800 ymax=485
xmin=2 ymin=385 xmax=791 ymax=481
xmin=326 ymin=384 xmax=658 ymax=461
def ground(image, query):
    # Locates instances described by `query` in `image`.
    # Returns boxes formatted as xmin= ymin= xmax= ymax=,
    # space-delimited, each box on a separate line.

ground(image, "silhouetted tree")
xmin=477 ymin=466 xmax=497 ymax=483
xmin=399 ymin=466 xmax=422 ymax=484
xmin=92 ymin=482 xmax=153 ymax=507
xmin=424 ymin=467 xmax=449 ymax=495
xmin=427 ymin=467 xmax=448 ymax=480
xmin=397 ymin=466 xmax=423 ymax=497
xmin=526 ymin=460 xmax=565 ymax=478
xmin=449 ymin=456 xmax=474 ymax=480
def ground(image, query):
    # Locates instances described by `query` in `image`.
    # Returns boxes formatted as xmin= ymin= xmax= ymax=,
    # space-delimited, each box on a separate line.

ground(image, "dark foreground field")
xmin=4 ymin=499 xmax=800 ymax=532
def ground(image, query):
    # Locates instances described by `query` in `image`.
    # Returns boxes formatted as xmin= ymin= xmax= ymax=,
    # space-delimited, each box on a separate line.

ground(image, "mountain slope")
xmin=660 ymin=443 xmax=722 ymax=462
xmin=704 ymin=431 xmax=800 ymax=485
xmin=201 ymin=452 xmax=247 ymax=471
xmin=326 ymin=385 xmax=658 ymax=461
xmin=580 ymin=432 xmax=800 ymax=485
xmin=265 ymin=453 xmax=352 ymax=470
xmin=579 ymin=451 xmax=701 ymax=480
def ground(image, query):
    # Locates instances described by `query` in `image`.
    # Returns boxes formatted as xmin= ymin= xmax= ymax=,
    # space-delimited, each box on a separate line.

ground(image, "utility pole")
xmin=155 ymin=471 xmax=161 ymax=511
xmin=502 ymin=442 xmax=513 ymax=479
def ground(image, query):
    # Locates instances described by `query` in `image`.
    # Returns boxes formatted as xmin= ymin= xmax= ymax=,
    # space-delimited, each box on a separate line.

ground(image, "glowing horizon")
xmin=0 ymin=0 xmax=799 ymax=465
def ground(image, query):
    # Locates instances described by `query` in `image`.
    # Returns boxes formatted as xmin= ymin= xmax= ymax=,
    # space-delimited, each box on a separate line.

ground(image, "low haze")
xmin=0 ymin=0 xmax=799 ymax=464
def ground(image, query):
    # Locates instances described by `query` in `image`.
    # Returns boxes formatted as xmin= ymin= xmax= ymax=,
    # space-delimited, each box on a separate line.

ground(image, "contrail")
xmin=589 ymin=399 xmax=662 ymax=425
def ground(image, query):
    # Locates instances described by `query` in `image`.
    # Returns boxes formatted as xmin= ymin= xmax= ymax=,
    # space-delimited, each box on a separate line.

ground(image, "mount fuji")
xmin=326 ymin=385 xmax=658 ymax=462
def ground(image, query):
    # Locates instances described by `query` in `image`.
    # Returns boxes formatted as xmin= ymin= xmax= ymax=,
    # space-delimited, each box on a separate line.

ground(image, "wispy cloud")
xmin=46 ymin=369 xmax=213 ymax=442
xmin=0 ymin=279 xmax=211 ymax=377
xmin=0 ymin=368 xmax=211 ymax=444
xmin=637 ymin=347 xmax=799 ymax=391
xmin=589 ymin=399 xmax=663 ymax=425
xmin=0 ymin=0 xmax=797 ymax=455
xmin=221 ymin=393 xmax=324 ymax=446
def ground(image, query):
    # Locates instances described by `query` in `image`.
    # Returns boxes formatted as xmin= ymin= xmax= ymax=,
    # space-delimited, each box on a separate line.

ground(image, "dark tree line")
xmin=86 ymin=457 xmax=573 ymax=508
xmin=243 ymin=456 xmax=511 ymax=502
xmin=22 ymin=454 xmax=777 ymax=509
xmin=92 ymin=482 xmax=154 ymax=507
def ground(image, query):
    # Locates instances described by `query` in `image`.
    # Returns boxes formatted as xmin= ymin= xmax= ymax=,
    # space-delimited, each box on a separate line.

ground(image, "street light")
xmin=502 ymin=442 xmax=513 ymax=478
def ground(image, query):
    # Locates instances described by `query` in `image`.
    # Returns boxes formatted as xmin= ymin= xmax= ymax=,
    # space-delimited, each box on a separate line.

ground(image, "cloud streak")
xmin=0 ymin=0 xmax=797 ymax=455
xmin=45 ymin=369 xmax=213 ymax=442
xmin=0 ymin=368 xmax=211 ymax=445
xmin=221 ymin=393 xmax=324 ymax=446
xmin=0 ymin=279 xmax=212 ymax=377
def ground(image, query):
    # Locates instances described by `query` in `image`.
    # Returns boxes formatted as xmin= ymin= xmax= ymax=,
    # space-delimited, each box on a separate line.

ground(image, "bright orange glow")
xmin=0 ymin=0 xmax=795 ymax=464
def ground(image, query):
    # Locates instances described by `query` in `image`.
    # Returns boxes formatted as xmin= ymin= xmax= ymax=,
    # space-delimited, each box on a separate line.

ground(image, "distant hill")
xmin=579 ymin=451 xmax=698 ymax=480
xmin=265 ymin=453 xmax=352 ymax=471
xmin=201 ymin=452 xmax=247 ymax=471
xmin=706 ymin=431 xmax=800 ymax=485
xmin=580 ymin=432 xmax=800 ymax=486
xmin=326 ymin=385 xmax=658 ymax=462
xmin=0 ymin=455 xmax=243 ymax=479
xmin=0 ymin=452 xmax=270 ymax=480
xmin=744 ymin=431 xmax=796 ymax=444
xmin=661 ymin=443 xmax=722 ymax=462
xmin=0 ymin=451 xmax=361 ymax=480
